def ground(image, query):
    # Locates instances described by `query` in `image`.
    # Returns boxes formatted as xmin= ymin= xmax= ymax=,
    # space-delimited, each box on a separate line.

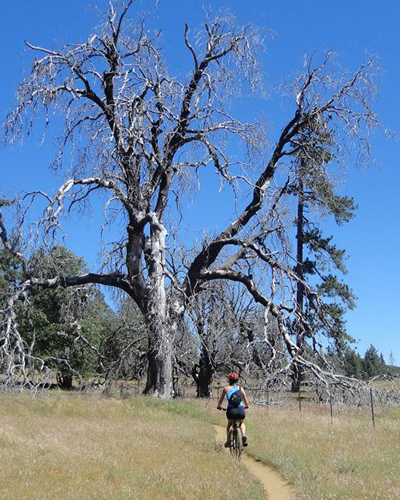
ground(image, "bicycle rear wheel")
xmin=230 ymin=424 xmax=243 ymax=459
xmin=229 ymin=429 xmax=235 ymax=456
xmin=235 ymin=426 xmax=243 ymax=458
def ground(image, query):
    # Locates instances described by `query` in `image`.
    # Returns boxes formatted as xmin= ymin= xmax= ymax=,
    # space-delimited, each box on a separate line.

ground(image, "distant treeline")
xmin=342 ymin=344 xmax=400 ymax=380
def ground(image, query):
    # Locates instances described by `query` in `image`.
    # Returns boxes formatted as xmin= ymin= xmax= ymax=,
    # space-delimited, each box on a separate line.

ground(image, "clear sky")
xmin=0 ymin=0 xmax=399 ymax=363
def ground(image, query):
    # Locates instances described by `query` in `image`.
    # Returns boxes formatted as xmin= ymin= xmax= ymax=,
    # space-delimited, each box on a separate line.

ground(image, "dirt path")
xmin=214 ymin=425 xmax=295 ymax=500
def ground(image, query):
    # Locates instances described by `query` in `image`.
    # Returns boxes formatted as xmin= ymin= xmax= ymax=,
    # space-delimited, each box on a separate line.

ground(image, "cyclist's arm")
xmin=241 ymin=388 xmax=249 ymax=408
xmin=217 ymin=388 xmax=226 ymax=409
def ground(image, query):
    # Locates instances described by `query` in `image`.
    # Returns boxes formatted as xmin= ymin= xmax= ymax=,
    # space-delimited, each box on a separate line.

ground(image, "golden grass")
xmin=0 ymin=393 xmax=264 ymax=500
xmin=371 ymin=379 xmax=400 ymax=392
xmin=3 ymin=390 xmax=399 ymax=500
xmin=235 ymin=403 xmax=400 ymax=500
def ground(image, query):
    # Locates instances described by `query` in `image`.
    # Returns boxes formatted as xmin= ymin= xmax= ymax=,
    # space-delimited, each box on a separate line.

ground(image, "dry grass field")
xmin=1 ymin=390 xmax=400 ymax=500
xmin=0 ymin=393 xmax=264 ymax=500
xmin=239 ymin=404 xmax=400 ymax=500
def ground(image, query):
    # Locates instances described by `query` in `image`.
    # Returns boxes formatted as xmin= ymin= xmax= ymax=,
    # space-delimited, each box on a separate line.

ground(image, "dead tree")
xmin=187 ymin=281 xmax=257 ymax=397
xmin=3 ymin=2 xmax=381 ymax=397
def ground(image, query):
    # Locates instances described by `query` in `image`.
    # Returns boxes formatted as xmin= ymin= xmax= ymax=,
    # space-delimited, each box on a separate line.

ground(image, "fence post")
xmin=329 ymin=390 xmax=333 ymax=424
xmin=370 ymin=387 xmax=376 ymax=428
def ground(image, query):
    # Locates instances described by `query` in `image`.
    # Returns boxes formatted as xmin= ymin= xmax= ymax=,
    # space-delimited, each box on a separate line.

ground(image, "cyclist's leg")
xmin=239 ymin=420 xmax=248 ymax=446
xmin=226 ymin=419 xmax=233 ymax=443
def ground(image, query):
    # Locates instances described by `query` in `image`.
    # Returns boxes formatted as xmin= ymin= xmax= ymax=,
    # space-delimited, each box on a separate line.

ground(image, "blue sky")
xmin=0 ymin=1 xmax=399 ymax=363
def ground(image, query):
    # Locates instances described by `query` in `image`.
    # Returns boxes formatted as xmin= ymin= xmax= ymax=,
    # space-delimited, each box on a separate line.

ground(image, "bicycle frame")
xmin=221 ymin=408 xmax=243 ymax=459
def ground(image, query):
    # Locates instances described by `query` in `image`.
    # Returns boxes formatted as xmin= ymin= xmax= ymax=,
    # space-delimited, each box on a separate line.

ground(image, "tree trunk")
xmin=192 ymin=346 xmax=214 ymax=398
xmin=241 ymin=321 xmax=264 ymax=369
xmin=142 ymin=217 xmax=175 ymax=399
xmin=57 ymin=370 xmax=73 ymax=390
xmin=291 ymin=364 xmax=303 ymax=393
xmin=292 ymin=176 xmax=305 ymax=393
xmin=195 ymin=377 xmax=212 ymax=398
xmin=144 ymin=328 xmax=174 ymax=398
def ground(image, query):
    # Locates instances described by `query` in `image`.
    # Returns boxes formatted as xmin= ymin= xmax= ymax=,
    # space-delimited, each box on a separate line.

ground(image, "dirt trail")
xmin=214 ymin=425 xmax=295 ymax=500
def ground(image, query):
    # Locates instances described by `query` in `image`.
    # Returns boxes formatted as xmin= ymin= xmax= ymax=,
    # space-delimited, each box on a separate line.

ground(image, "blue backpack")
xmin=228 ymin=388 xmax=243 ymax=407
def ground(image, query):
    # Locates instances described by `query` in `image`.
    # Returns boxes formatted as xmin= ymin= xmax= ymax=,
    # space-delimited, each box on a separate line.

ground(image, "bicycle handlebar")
xmin=218 ymin=407 xmax=249 ymax=411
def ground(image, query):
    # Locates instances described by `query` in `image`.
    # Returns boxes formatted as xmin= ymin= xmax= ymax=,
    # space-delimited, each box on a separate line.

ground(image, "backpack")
xmin=228 ymin=388 xmax=243 ymax=407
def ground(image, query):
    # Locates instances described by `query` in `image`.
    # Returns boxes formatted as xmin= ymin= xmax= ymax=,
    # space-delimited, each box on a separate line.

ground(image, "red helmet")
xmin=227 ymin=372 xmax=239 ymax=380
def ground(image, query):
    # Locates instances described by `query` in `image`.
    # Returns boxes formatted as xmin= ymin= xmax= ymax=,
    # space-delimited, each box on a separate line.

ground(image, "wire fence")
xmin=209 ymin=375 xmax=400 ymax=428
xmin=76 ymin=372 xmax=400 ymax=429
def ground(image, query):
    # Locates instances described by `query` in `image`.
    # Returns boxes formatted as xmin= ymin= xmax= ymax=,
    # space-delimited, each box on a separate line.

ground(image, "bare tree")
xmin=2 ymin=2 xmax=381 ymax=397
xmin=187 ymin=281 xmax=258 ymax=397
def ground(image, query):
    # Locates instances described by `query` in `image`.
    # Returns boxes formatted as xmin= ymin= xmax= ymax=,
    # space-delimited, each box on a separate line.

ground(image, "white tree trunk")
xmin=143 ymin=215 xmax=174 ymax=399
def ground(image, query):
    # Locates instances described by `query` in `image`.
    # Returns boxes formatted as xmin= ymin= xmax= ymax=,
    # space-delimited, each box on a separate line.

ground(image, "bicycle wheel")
xmin=229 ymin=428 xmax=236 ymax=456
xmin=235 ymin=426 xmax=243 ymax=459
xmin=230 ymin=424 xmax=242 ymax=459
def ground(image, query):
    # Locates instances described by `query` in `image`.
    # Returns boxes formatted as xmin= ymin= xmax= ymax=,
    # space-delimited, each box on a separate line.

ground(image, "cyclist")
xmin=217 ymin=372 xmax=249 ymax=447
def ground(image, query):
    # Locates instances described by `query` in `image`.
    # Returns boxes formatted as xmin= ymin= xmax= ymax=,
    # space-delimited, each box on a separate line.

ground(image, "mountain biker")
xmin=217 ymin=372 xmax=249 ymax=448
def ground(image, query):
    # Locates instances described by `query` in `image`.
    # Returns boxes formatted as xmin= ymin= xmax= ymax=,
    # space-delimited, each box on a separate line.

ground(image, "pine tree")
xmin=290 ymin=116 xmax=357 ymax=391
xmin=343 ymin=348 xmax=363 ymax=378
xmin=18 ymin=245 xmax=115 ymax=388
xmin=362 ymin=344 xmax=382 ymax=379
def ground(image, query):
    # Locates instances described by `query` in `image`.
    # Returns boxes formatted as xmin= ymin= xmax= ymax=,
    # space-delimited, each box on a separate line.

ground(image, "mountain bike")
xmin=221 ymin=408 xmax=243 ymax=459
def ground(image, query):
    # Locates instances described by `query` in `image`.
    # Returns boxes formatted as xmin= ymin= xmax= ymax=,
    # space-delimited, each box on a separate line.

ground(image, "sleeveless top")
xmin=226 ymin=384 xmax=245 ymax=408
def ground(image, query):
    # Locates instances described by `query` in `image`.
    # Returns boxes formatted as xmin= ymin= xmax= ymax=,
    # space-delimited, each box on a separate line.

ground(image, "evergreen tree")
xmin=289 ymin=117 xmax=357 ymax=391
xmin=18 ymin=245 xmax=114 ymax=388
xmin=101 ymin=297 xmax=148 ymax=381
xmin=343 ymin=348 xmax=363 ymax=378
xmin=0 ymin=242 xmax=21 ymax=304
xmin=362 ymin=344 xmax=382 ymax=379
xmin=0 ymin=199 xmax=23 ymax=306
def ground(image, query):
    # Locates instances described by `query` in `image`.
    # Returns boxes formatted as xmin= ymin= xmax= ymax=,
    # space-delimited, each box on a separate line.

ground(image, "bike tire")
xmin=230 ymin=424 xmax=242 ymax=459
xmin=235 ymin=426 xmax=243 ymax=459
xmin=229 ymin=429 xmax=236 ymax=456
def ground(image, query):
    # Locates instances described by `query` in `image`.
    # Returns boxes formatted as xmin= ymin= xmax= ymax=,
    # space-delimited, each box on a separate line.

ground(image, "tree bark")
xmin=192 ymin=345 xmax=214 ymax=398
xmin=142 ymin=217 xmax=175 ymax=399
xmin=56 ymin=370 xmax=73 ymax=390
xmin=144 ymin=330 xmax=174 ymax=398
xmin=292 ymin=176 xmax=305 ymax=393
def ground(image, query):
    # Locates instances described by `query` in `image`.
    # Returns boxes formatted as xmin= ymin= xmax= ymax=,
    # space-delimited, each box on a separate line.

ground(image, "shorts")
xmin=227 ymin=406 xmax=245 ymax=421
